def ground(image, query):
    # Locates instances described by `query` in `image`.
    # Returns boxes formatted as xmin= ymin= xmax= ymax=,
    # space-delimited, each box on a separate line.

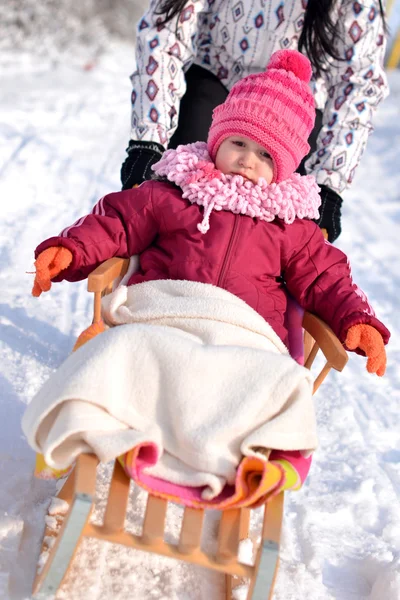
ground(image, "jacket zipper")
xmin=217 ymin=214 xmax=240 ymax=288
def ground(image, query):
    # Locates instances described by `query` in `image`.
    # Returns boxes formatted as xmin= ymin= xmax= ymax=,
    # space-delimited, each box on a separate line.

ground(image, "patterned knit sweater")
xmin=130 ymin=0 xmax=388 ymax=195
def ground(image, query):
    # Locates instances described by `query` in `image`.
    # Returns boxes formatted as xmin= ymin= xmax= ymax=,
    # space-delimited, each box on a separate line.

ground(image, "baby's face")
xmin=215 ymin=136 xmax=274 ymax=184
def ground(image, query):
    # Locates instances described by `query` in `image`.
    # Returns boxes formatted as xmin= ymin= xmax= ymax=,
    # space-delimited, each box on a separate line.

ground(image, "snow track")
xmin=1 ymin=45 xmax=399 ymax=599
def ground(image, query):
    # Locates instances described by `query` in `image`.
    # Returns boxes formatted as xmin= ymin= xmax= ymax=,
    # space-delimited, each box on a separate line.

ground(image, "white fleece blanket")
xmin=22 ymin=280 xmax=317 ymax=499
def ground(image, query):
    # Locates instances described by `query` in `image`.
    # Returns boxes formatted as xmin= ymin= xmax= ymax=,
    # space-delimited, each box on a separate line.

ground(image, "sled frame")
xmin=32 ymin=257 xmax=348 ymax=600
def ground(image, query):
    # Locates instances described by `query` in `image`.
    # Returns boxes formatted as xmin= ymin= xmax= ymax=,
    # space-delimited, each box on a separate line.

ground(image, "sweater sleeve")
xmin=129 ymin=0 xmax=209 ymax=147
xmin=34 ymin=184 xmax=160 ymax=282
xmin=304 ymin=0 xmax=389 ymax=194
xmin=283 ymin=223 xmax=390 ymax=349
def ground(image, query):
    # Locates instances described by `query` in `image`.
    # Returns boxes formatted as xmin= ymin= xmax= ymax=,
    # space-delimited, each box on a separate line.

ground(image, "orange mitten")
xmin=32 ymin=246 xmax=73 ymax=297
xmin=345 ymin=324 xmax=386 ymax=377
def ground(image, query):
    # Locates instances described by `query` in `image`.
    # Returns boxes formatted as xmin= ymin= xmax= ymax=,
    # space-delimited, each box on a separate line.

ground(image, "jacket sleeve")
xmin=283 ymin=223 xmax=390 ymax=350
xmin=304 ymin=0 xmax=389 ymax=194
xmin=129 ymin=0 xmax=209 ymax=147
xmin=34 ymin=184 xmax=160 ymax=282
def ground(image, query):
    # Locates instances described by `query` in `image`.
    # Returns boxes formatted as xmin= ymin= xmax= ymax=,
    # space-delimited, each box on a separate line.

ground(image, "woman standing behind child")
xmin=120 ymin=0 xmax=388 ymax=243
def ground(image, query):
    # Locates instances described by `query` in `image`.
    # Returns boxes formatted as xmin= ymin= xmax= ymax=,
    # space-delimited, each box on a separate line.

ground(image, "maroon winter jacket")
xmin=35 ymin=181 xmax=390 ymax=348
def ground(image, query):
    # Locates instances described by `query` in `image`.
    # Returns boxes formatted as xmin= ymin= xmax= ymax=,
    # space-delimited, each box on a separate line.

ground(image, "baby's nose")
xmin=239 ymin=154 xmax=252 ymax=167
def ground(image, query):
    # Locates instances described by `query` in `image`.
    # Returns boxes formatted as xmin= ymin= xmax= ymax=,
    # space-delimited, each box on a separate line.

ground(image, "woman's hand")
xmin=32 ymin=246 xmax=73 ymax=297
xmin=345 ymin=324 xmax=386 ymax=376
xmin=315 ymin=185 xmax=343 ymax=243
xmin=120 ymin=140 xmax=164 ymax=190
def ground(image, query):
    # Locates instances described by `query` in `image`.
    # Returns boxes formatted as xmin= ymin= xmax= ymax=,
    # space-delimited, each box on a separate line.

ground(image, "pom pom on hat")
xmin=267 ymin=49 xmax=312 ymax=83
xmin=207 ymin=49 xmax=316 ymax=183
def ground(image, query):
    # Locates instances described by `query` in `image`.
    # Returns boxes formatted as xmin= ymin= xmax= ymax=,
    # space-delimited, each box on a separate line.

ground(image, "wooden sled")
xmin=31 ymin=257 xmax=348 ymax=600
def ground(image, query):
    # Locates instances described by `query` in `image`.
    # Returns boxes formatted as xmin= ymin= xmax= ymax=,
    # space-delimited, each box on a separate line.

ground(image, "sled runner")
xmin=31 ymin=257 xmax=348 ymax=600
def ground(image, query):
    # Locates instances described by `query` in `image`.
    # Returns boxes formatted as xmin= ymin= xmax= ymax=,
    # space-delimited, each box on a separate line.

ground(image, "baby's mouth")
xmin=230 ymin=172 xmax=253 ymax=182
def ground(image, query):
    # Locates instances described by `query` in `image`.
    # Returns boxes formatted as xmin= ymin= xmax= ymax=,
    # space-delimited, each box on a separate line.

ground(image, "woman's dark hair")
xmin=298 ymin=0 xmax=387 ymax=76
xmin=155 ymin=0 xmax=187 ymax=25
xmin=155 ymin=0 xmax=387 ymax=77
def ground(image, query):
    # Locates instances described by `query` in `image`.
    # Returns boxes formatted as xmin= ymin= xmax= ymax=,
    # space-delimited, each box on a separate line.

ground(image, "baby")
xmin=32 ymin=49 xmax=389 ymax=375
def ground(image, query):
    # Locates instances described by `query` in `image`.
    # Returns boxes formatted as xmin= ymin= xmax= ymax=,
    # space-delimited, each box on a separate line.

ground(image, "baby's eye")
xmin=232 ymin=140 xmax=245 ymax=147
xmin=261 ymin=151 xmax=271 ymax=159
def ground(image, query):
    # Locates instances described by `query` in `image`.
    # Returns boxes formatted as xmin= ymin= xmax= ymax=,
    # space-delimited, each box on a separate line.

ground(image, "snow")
xmin=0 ymin=0 xmax=146 ymax=63
xmin=1 ymin=39 xmax=400 ymax=600
xmin=47 ymin=498 xmax=69 ymax=517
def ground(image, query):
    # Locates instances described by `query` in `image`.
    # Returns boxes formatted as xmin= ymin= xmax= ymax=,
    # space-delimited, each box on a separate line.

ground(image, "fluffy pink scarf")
xmin=152 ymin=142 xmax=321 ymax=234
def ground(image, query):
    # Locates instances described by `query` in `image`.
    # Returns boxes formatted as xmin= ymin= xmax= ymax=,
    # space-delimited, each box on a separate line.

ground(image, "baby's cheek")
xmin=217 ymin=157 xmax=230 ymax=174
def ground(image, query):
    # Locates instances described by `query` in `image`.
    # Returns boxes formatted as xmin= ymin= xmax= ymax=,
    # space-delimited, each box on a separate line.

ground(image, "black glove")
xmin=315 ymin=184 xmax=343 ymax=243
xmin=120 ymin=140 xmax=165 ymax=190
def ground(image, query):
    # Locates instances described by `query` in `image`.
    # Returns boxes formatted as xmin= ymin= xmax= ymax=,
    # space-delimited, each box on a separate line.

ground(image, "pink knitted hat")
xmin=207 ymin=49 xmax=316 ymax=183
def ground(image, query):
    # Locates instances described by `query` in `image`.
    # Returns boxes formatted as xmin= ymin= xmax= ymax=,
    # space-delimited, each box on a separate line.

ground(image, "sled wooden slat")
xmin=32 ymin=455 xmax=97 ymax=599
xmin=87 ymin=257 xmax=130 ymax=293
xmin=304 ymin=341 xmax=320 ymax=370
xmin=261 ymin=492 xmax=284 ymax=544
xmin=225 ymin=573 xmax=233 ymax=600
xmin=103 ymin=460 xmax=131 ymax=532
xmin=84 ymin=522 xmax=255 ymax=577
xmin=88 ymin=257 xmax=130 ymax=322
xmin=179 ymin=507 xmax=204 ymax=554
xmin=32 ymin=495 xmax=94 ymax=599
xmin=216 ymin=509 xmax=241 ymax=564
xmin=313 ymin=362 xmax=333 ymax=394
xmin=57 ymin=467 xmax=76 ymax=503
xmin=302 ymin=312 xmax=348 ymax=372
xmin=74 ymin=453 xmax=98 ymax=496
xmin=31 ymin=471 xmax=76 ymax=596
xmin=303 ymin=330 xmax=314 ymax=364
xmin=247 ymin=492 xmax=284 ymax=600
xmin=142 ymin=495 xmax=167 ymax=544
xmin=239 ymin=507 xmax=251 ymax=541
